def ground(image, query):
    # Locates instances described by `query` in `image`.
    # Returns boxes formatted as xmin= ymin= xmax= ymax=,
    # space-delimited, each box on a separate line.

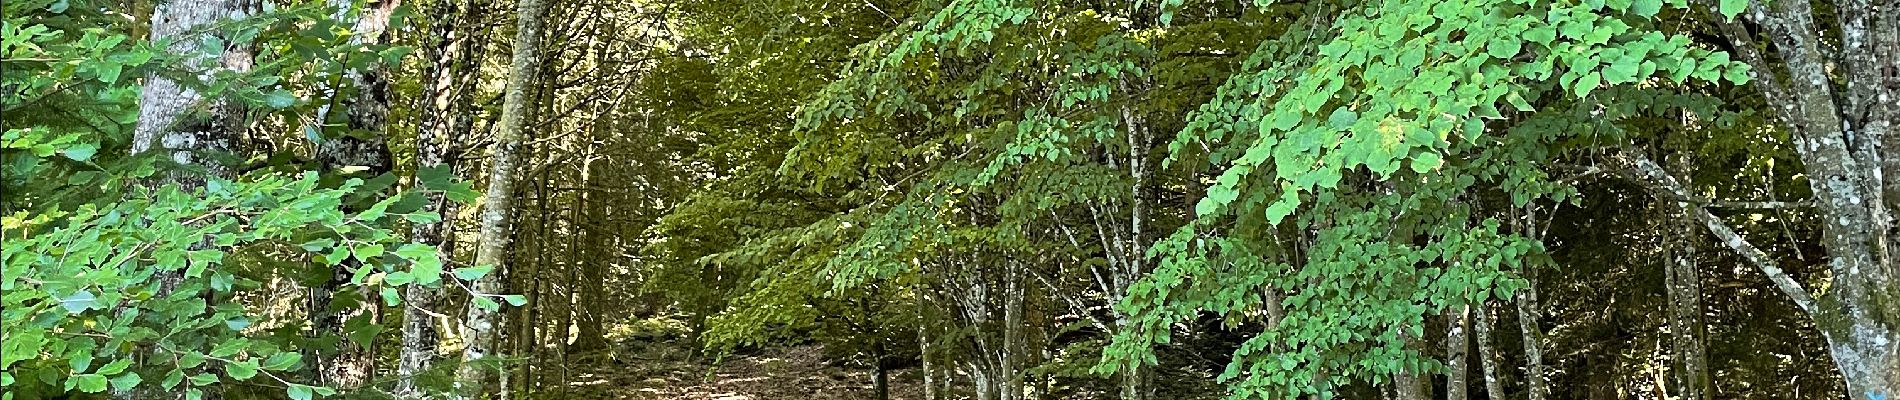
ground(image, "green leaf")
xmin=71 ymin=373 xmax=108 ymax=393
xmin=96 ymin=358 xmax=132 ymax=375
xmin=1572 ymin=71 xmax=1602 ymax=98
xmin=209 ymin=338 xmax=248 ymax=358
xmin=396 ymin=244 xmax=443 ymax=286
xmin=354 ymin=243 xmax=385 ymax=260
xmin=59 ymin=291 xmax=97 ymax=313
xmin=501 ymin=295 xmax=528 ymax=306
xmin=453 ymin=265 xmax=493 ymax=281
xmin=1718 ymin=0 xmax=1746 ymax=20
xmin=225 ymin=359 xmax=259 ymax=380
xmin=109 ymin=372 xmax=142 ymax=392
xmin=188 ymin=372 xmax=219 ymax=386
xmin=385 ymin=271 xmax=415 ymax=286
xmin=262 ymin=352 xmax=302 ymax=371
xmin=1487 ymin=37 xmax=1522 ymax=59
xmin=1327 ymin=108 xmax=1358 ymax=130
xmin=1630 ymin=0 xmax=1662 ymax=17
xmin=288 ymin=384 xmax=316 ymax=400
xmin=1411 ymin=151 xmax=1444 ymax=173
xmin=263 ymin=90 xmax=298 ymax=109
xmin=473 ymin=297 xmax=500 ymax=312
xmin=380 ymin=287 xmax=402 ymax=306
xmin=62 ymin=143 xmax=98 ymax=162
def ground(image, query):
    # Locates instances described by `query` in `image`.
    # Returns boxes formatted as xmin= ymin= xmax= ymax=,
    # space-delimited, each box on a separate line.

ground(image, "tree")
xmin=394 ymin=0 xmax=485 ymax=395
xmin=1632 ymin=1 xmax=1899 ymax=395
xmin=453 ymin=0 xmax=548 ymax=393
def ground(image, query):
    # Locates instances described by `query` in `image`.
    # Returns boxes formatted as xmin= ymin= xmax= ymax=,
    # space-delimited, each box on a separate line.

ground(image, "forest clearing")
xmin=3 ymin=0 xmax=1897 ymax=399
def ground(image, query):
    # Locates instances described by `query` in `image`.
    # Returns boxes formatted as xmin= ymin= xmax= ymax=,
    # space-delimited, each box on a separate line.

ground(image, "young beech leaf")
xmin=108 ymin=372 xmax=142 ymax=392
xmin=225 ymin=359 xmax=259 ymax=380
xmin=453 ymin=265 xmax=493 ymax=281
xmin=70 ymin=373 xmax=108 ymax=393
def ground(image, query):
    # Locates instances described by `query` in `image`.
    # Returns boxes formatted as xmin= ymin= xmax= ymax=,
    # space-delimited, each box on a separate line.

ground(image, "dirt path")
xmin=545 ymin=345 xmax=919 ymax=399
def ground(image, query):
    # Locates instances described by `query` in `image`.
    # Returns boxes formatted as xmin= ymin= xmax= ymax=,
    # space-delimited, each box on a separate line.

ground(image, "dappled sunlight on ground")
xmin=539 ymin=344 xmax=920 ymax=399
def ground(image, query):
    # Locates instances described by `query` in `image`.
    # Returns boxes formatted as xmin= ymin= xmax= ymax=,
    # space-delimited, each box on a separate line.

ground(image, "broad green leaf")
xmin=109 ymin=372 xmax=142 ymax=392
xmin=225 ymin=359 xmax=259 ymax=380
xmin=70 ymin=373 xmax=108 ymax=393
xmin=453 ymin=265 xmax=493 ymax=281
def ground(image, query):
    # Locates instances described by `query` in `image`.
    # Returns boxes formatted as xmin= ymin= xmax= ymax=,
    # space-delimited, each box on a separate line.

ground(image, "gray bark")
xmin=1473 ymin=304 xmax=1507 ymax=400
xmin=1711 ymin=0 xmax=1900 ymax=395
xmin=453 ymin=0 xmax=549 ymax=393
xmin=1513 ymin=281 xmax=1547 ymax=400
xmin=120 ymin=0 xmax=258 ymax=398
xmin=1664 ymin=152 xmax=1711 ymax=400
xmin=1446 ymin=306 xmax=1470 ymax=400
xmin=131 ymin=0 xmax=258 ymax=187
xmin=393 ymin=0 xmax=483 ymax=395
xmin=307 ymin=0 xmax=400 ymax=389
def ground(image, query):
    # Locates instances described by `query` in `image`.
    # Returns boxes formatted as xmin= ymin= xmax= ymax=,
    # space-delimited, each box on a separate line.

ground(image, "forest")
xmin=2 ymin=0 xmax=1897 ymax=398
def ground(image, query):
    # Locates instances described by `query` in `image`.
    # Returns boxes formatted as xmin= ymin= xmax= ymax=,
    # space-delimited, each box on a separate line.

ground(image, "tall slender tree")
xmin=394 ymin=0 xmax=484 ymax=395
xmin=453 ymin=0 xmax=549 ymax=393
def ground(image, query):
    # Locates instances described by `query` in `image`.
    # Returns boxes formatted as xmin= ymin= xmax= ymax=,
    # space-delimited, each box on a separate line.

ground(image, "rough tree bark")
xmin=453 ymin=0 xmax=549 ymax=392
xmin=121 ymin=0 xmax=258 ymax=397
xmin=1446 ymin=306 xmax=1470 ymax=400
xmin=1513 ymin=279 xmax=1548 ymax=400
xmin=306 ymin=0 xmax=400 ymax=389
xmin=393 ymin=0 xmax=482 ymax=395
xmin=1663 ymin=151 xmax=1711 ymax=400
xmin=1472 ymin=304 xmax=1507 ymax=400
xmin=1699 ymin=0 xmax=1900 ymax=395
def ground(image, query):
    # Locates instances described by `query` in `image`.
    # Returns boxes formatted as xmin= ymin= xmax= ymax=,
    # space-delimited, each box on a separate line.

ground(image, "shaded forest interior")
xmin=2 ymin=0 xmax=1897 ymax=399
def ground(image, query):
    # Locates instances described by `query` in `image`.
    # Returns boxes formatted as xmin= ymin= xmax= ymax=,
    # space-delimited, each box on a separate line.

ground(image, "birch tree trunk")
xmin=1446 ymin=306 xmax=1470 ymax=400
xmin=453 ymin=0 xmax=549 ymax=392
xmin=1513 ymin=280 xmax=1548 ymax=400
xmin=1663 ymin=151 xmax=1711 ymax=400
xmin=1472 ymin=304 xmax=1507 ymax=400
xmin=394 ymin=0 xmax=482 ymax=395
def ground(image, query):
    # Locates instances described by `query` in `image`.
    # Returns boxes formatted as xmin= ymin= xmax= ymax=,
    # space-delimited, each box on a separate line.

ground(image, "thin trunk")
xmin=1003 ymin=261 xmax=1026 ymax=400
xmin=395 ymin=0 xmax=481 ymax=394
xmin=453 ymin=0 xmax=549 ymax=392
xmin=874 ymin=338 xmax=891 ymax=400
xmin=919 ymin=292 xmax=940 ymax=400
xmin=1447 ymin=306 xmax=1470 ymax=400
xmin=1473 ymin=303 xmax=1507 ymax=400
xmin=1514 ymin=280 xmax=1548 ymax=400
xmin=1665 ymin=152 xmax=1711 ymax=400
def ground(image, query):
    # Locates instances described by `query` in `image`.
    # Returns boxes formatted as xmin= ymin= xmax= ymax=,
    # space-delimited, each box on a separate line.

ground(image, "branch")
xmin=1620 ymin=152 xmax=1817 ymax=314
xmin=1715 ymin=18 xmax=1800 ymax=127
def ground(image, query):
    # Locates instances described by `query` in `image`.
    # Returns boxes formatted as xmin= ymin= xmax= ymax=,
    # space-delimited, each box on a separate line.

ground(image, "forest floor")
xmin=545 ymin=341 xmax=922 ymax=399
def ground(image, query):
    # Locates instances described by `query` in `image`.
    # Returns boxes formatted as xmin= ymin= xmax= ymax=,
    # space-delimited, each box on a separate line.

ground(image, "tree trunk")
xmin=131 ymin=0 xmax=256 ymax=187
xmin=874 ymin=339 xmax=891 ymax=400
xmin=394 ymin=0 xmax=481 ymax=395
xmin=1664 ymin=152 xmax=1711 ymax=400
xmin=121 ymin=0 xmax=258 ymax=397
xmin=1473 ymin=303 xmax=1507 ymax=400
xmin=1711 ymin=0 xmax=1900 ymax=395
xmin=1514 ymin=281 xmax=1548 ymax=400
xmin=307 ymin=0 xmax=400 ymax=389
xmin=453 ymin=0 xmax=549 ymax=392
xmin=1446 ymin=306 xmax=1470 ymax=400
